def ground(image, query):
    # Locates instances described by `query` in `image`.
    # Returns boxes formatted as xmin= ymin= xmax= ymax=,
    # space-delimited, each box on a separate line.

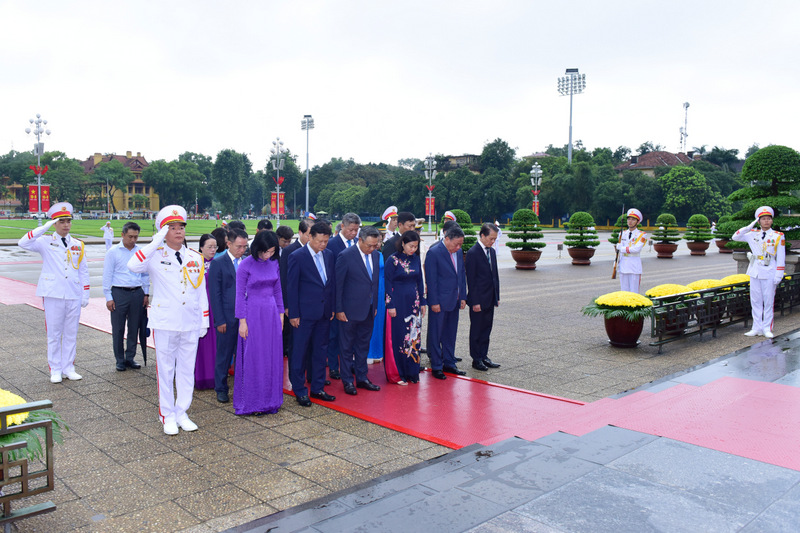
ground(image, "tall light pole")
xmin=25 ymin=114 xmax=51 ymax=225
xmin=301 ymin=115 xmax=314 ymax=216
xmin=270 ymin=137 xmax=286 ymax=227
xmin=679 ymin=102 xmax=690 ymax=152
xmin=557 ymin=68 xmax=586 ymax=164
xmin=424 ymin=153 xmax=437 ymax=232
xmin=530 ymin=162 xmax=542 ymax=217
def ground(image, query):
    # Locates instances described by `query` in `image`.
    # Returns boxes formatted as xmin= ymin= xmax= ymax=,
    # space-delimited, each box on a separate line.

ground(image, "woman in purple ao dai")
xmin=234 ymin=230 xmax=284 ymax=415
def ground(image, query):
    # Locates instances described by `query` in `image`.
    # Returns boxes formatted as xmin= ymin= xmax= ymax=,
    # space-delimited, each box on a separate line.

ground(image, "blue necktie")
xmin=346 ymin=239 xmax=353 ymax=248
xmin=234 ymin=257 xmax=240 ymax=271
xmin=314 ymin=253 xmax=327 ymax=284
xmin=365 ymin=254 xmax=373 ymax=280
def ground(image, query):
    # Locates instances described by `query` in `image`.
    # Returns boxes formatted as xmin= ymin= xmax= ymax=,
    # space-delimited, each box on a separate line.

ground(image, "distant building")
xmin=522 ymin=152 xmax=553 ymax=159
xmin=446 ymin=154 xmax=479 ymax=169
xmin=81 ymin=151 xmax=159 ymax=212
xmin=614 ymin=150 xmax=697 ymax=178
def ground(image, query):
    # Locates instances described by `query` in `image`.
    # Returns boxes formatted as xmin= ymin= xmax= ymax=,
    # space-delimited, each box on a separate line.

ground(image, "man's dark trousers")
xmin=339 ymin=308 xmax=375 ymax=384
xmin=110 ymin=286 xmax=144 ymax=366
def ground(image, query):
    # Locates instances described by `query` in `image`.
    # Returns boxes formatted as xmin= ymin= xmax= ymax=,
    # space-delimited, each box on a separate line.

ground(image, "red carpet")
xmin=3 ymin=275 xmax=799 ymax=470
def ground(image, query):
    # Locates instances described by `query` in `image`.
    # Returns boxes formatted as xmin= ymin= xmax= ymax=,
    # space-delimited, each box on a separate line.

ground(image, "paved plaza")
xmin=1 ymin=232 xmax=799 ymax=531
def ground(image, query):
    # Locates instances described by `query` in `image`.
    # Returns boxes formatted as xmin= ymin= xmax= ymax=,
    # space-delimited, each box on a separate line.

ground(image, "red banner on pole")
xmin=533 ymin=199 xmax=540 ymax=216
xmin=278 ymin=192 xmax=285 ymax=215
xmin=28 ymin=186 xmax=38 ymax=212
xmin=271 ymin=192 xmax=286 ymax=215
xmin=270 ymin=192 xmax=277 ymax=214
xmin=41 ymin=185 xmax=51 ymax=212
xmin=425 ymin=197 xmax=435 ymax=216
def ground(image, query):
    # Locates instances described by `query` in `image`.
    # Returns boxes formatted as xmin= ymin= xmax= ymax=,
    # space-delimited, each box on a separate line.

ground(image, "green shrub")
xmin=564 ymin=211 xmax=600 ymax=248
xmin=684 ymin=214 xmax=714 ymax=242
xmin=506 ymin=209 xmax=545 ymax=251
xmin=608 ymin=213 xmax=628 ymax=245
xmin=441 ymin=209 xmax=477 ymax=252
xmin=651 ymin=213 xmax=681 ymax=244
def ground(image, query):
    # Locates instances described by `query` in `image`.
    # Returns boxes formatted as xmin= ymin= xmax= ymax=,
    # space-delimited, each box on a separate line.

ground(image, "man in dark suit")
xmin=208 ymin=227 xmax=248 ymax=403
xmin=465 ymin=223 xmax=502 ymax=371
xmin=287 ymin=222 xmax=336 ymax=406
xmin=425 ymin=226 xmax=468 ymax=379
xmin=382 ymin=211 xmax=417 ymax=260
xmin=325 ymin=212 xmax=361 ymax=380
xmin=335 ymin=225 xmax=382 ymax=395
xmin=280 ymin=220 xmax=310 ymax=358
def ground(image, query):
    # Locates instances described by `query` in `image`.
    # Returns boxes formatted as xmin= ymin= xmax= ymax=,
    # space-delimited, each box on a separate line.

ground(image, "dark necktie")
xmin=486 ymin=247 xmax=491 ymax=267
xmin=762 ymin=232 xmax=766 ymax=240
xmin=61 ymin=237 xmax=67 ymax=247
xmin=628 ymin=231 xmax=632 ymax=240
xmin=176 ymin=251 xmax=182 ymax=265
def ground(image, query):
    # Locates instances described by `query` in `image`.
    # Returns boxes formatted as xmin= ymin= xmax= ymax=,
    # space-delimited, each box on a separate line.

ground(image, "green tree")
xmin=704 ymin=146 xmax=740 ymax=171
xmin=211 ymin=149 xmax=251 ymax=216
xmin=46 ymin=158 xmax=86 ymax=206
xmin=636 ymin=141 xmax=663 ymax=155
xmin=745 ymin=143 xmax=760 ymax=159
xmin=92 ymin=159 xmax=135 ymax=213
xmin=142 ymin=159 xmax=205 ymax=211
xmin=479 ymin=138 xmax=516 ymax=173
xmin=658 ymin=166 xmax=729 ymax=223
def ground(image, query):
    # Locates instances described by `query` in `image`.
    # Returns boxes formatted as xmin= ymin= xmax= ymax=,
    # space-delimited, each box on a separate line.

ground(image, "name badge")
xmin=160 ymin=261 xmax=172 ymax=265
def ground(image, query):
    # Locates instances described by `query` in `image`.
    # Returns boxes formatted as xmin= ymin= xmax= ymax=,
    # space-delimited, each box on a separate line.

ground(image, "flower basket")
xmin=506 ymin=209 xmax=546 ymax=270
xmin=582 ymin=291 xmax=653 ymax=348
xmin=564 ymin=212 xmax=600 ymax=265
xmin=645 ymin=284 xmax=695 ymax=336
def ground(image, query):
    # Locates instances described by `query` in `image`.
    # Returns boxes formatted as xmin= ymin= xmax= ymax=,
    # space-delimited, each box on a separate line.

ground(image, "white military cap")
xmin=156 ymin=205 xmax=188 ymax=229
xmin=47 ymin=202 xmax=73 ymax=220
xmin=755 ymin=206 xmax=774 ymax=219
xmin=443 ymin=210 xmax=456 ymax=221
xmin=626 ymin=208 xmax=643 ymax=222
xmin=382 ymin=206 xmax=398 ymax=221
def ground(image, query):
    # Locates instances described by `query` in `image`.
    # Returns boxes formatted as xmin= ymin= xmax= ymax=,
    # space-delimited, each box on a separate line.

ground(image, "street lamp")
xmin=25 ymin=114 xmax=51 ymax=225
xmin=557 ymin=68 xmax=586 ymax=164
xmin=301 ymin=115 xmax=314 ymax=216
xmin=530 ymin=162 xmax=542 ymax=217
xmin=270 ymin=137 xmax=286 ymax=227
xmin=424 ymin=153 xmax=437 ymax=232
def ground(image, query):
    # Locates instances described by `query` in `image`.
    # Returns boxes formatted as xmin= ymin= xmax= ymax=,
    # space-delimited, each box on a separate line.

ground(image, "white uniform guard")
xmin=128 ymin=205 xmax=209 ymax=435
xmin=382 ymin=206 xmax=398 ymax=242
xmin=732 ymin=206 xmax=785 ymax=338
xmin=615 ymin=208 xmax=647 ymax=293
xmin=18 ymin=202 xmax=89 ymax=383
xmin=102 ymin=221 xmax=114 ymax=250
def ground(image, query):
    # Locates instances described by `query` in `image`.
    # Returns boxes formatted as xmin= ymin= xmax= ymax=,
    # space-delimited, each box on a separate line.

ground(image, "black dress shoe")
xmin=443 ymin=366 xmax=467 ymax=376
xmin=216 ymin=392 xmax=229 ymax=403
xmin=482 ymin=358 xmax=501 ymax=368
xmin=455 ymin=357 xmax=463 ymax=362
xmin=116 ymin=363 xmax=126 ymax=372
xmin=356 ymin=380 xmax=381 ymax=391
xmin=431 ymin=370 xmax=446 ymax=380
xmin=296 ymin=395 xmax=312 ymax=407
xmin=311 ymin=391 xmax=336 ymax=402
xmin=125 ymin=360 xmax=141 ymax=369
xmin=472 ymin=360 xmax=489 ymax=371
xmin=343 ymin=382 xmax=358 ymax=395
xmin=329 ymin=370 xmax=341 ymax=380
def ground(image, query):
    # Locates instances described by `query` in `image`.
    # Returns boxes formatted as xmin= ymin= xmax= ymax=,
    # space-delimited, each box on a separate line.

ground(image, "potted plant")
xmin=506 ymin=209 xmax=546 ymax=270
xmin=563 ymin=211 xmax=600 ymax=265
xmin=645 ymin=283 xmax=694 ymax=335
xmin=713 ymin=215 xmax=734 ymax=253
xmin=582 ymin=291 xmax=654 ymax=347
xmin=684 ymin=214 xmax=714 ymax=256
xmin=651 ymin=213 xmax=681 ymax=259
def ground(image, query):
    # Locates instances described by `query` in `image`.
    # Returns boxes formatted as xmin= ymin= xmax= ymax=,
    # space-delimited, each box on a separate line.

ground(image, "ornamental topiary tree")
xmin=506 ymin=209 xmax=545 ymax=251
xmin=564 ymin=211 xmax=600 ymax=248
xmin=714 ymin=215 xmax=734 ymax=241
xmin=608 ymin=213 xmax=628 ymax=245
xmin=684 ymin=214 xmax=714 ymax=242
xmin=726 ymin=145 xmax=800 ymax=250
xmin=651 ymin=213 xmax=681 ymax=244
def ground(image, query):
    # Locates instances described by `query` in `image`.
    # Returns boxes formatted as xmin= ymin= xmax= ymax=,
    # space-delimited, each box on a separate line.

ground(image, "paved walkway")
xmin=1 ymin=235 xmax=799 ymax=531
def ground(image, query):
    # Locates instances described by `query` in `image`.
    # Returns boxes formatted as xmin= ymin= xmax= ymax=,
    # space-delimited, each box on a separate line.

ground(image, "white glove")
xmin=775 ymin=275 xmax=784 ymax=286
xmin=200 ymin=328 xmax=208 ymax=338
xmin=155 ymin=224 xmax=170 ymax=240
xmin=81 ymin=298 xmax=89 ymax=308
xmin=43 ymin=219 xmax=57 ymax=230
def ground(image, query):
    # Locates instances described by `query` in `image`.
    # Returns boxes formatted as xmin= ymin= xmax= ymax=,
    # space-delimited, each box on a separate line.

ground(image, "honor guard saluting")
xmin=615 ymin=208 xmax=647 ymax=293
xmin=19 ymin=202 xmax=89 ymax=383
xmin=128 ymin=205 xmax=210 ymax=435
xmin=732 ymin=206 xmax=785 ymax=338
xmin=382 ymin=206 xmax=398 ymax=242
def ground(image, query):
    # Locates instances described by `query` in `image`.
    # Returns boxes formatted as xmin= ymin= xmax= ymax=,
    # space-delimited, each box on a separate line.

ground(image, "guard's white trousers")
xmin=750 ymin=278 xmax=776 ymax=334
xmin=619 ymin=273 xmax=641 ymax=293
xmin=43 ymin=297 xmax=80 ymax=375
xmin=105 ymin=238 xmax=113 ymax=251
xmin=153 ymin=329 xmax=199 ymax=425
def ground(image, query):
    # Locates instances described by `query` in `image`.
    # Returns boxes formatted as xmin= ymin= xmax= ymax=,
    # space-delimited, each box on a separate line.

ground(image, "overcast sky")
xmin=2 ymin=0 xmax=798 ymax=172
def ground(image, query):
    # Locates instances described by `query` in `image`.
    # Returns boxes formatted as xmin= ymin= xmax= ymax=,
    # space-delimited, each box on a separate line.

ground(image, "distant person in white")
xmin=102 ymin=221 xmax=114 ymax=250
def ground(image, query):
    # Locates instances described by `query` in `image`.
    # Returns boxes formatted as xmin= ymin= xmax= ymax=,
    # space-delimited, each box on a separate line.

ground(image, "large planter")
xmin=510 ymin=249 xmax=542 ymax=270
xmin=715 ymin=239 xmax=733 ymax=254
xmin=603 ymin=316 xmax=644 ymax=347
xmin=568 ymin=247 xmax=595 ymax=265
xmin=653 ymin=242 xmax=678 ymax=259
xmin=686 ymin=241 xmax=710 ymax=256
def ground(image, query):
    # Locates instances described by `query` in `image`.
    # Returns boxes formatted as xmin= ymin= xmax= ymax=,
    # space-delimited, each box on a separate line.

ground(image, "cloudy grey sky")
xmin=2 ymin=0 xmax=798 ymax=171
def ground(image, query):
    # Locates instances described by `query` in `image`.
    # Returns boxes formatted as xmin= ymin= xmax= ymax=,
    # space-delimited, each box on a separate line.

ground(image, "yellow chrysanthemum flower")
xmin=720 ymin=274 xmax=750 ymax=285
xmin=0 ymin=388 xmax=29 ymax=426
xmin=687 ymin=279 xmax=724 ymax=290
xmin=645 ymin=284 xmax=693 ymax=298
xmin=595 ymin=291 xmax=653 ymax=308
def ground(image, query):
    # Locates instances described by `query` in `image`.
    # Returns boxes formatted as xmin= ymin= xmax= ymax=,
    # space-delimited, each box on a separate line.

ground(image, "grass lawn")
xmin=0 ymin=219 xmax=301 ymax=240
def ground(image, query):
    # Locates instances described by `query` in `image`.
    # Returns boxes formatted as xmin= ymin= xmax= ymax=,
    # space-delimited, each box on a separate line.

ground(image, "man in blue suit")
xmin=335 ymin=225 xmax=382 ymax=395
xmin=209 ymin=227 xmax=248 ymax=403
xmin=287 ymin=222 xmax=337 ymax=406
xmin=425 ymin=226 xmax=467 ymax=379
xmin=325 ymin=212 xmax=361 ymax=380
